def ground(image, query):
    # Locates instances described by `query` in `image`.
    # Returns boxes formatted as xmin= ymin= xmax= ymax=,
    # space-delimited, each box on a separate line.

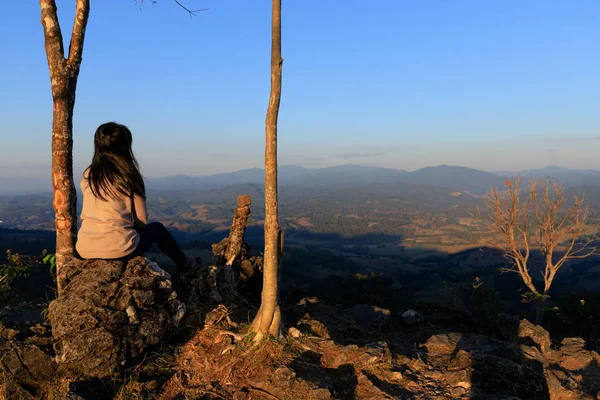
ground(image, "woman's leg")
xmin=131 ymin=222 xmax=188 ymax=269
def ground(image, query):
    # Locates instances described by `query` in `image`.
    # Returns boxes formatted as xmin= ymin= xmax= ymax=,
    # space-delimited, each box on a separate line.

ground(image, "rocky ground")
xmin=2 ymin=289 xmax=600 ymax=400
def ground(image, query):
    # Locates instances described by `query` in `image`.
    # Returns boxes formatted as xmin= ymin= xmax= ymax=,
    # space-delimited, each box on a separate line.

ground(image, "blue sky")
xmin=1 ymin=0 xmax=599 ymax=178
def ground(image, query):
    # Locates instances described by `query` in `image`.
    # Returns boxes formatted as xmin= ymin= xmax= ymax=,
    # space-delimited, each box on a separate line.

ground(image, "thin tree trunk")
xmin=251 ymin=0 xmax=283 ymax=340
xmin=52 ymin=97 xmax=78 ymax=289
xmin=40 ymin=0 xmax=90 ymax=293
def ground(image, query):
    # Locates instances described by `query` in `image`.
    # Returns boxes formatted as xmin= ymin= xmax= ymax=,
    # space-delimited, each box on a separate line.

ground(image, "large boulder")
xmin=49 ymin=257 xmax=185 ymax=378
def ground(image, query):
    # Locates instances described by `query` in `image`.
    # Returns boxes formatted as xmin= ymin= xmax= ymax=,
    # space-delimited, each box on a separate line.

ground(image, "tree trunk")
xmin=40 ymin=0 xmax=90 ymax=294
xmin=221 ymin=195 xmax=252 ymax=293
xmin=224 ymin=195 xmax=252 ymax=265
xmin=52 ymin=96 xmax=78 ymax=291
xmin=251 ymin=0 xmax=283 ymax=340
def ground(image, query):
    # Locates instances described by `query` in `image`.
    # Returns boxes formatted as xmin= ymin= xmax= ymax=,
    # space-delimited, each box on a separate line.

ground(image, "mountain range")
xmin=139 ymin=164 xmax=600 ymax=194
xmin=3 ymin=164 xmax=600 ymax=195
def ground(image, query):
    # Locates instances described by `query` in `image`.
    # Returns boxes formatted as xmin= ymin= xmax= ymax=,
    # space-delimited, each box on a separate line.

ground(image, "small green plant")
xmin=43 ymin=252 xmax=57 ymax=275
xmin=0 ymin=250 xmax=43 ymax=300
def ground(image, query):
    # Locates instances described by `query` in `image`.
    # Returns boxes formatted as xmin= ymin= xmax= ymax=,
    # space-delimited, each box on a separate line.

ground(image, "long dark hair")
xmin=86 ymin=122 xmax=145 ymax=201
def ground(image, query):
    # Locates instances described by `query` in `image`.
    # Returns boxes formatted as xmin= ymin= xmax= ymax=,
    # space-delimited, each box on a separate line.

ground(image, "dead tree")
xmin=250 ymin=0 xmax=284 ymax=340
xmin=224 ymin=195 xmax=252 ymax=266
xmin=206 ymin=195 xmax=253 ymax=303
xmin=483 ymin=178 xmax=597 ymax=323
xmin=39 ymin=0 xmax=90 ymax=293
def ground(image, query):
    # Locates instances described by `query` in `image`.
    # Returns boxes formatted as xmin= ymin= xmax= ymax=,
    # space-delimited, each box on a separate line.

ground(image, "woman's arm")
xmin=133 ymin=194 xmax=148 ymax=228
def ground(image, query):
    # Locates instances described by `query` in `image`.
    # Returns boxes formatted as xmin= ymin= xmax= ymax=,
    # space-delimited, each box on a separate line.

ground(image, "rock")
xmin=288 ymin=327 xmax=302 ymax=338
xmin=0 ymin=323 xmax=19 ymax=341
xmin=363 ymin=341 xmax=391 ymax=364
xmin=424 ymin=333 xmax=462 ymax=354
xmin=450 ymin=386 xmax=468 ymax=397
xmin=29 ymin=324 xmax=48 ymax=337
xmin=298 ymin=297 xmax=320 ymax=307
xmin=0 ymin=379 xmax=36 ymax=400
xmin=299 ymin=316 xmax=330 ymax=339
xmin=545 ymin=369 xmax=579 ymax=400
xmin=273 ymin=366 xmax=296 ymax=382
xmin=442 ymin=370 xmax=471 ymax=388
xmin=560 ymin=337 xmax=586 ymax=352
xmin=470 ymin=353 xmax=546 ymax=398
xmin=267 ymin=366 xmax=296 ymax=398
xmin=448 ymin=349 xmax=471 ymax=371
xmin=232 ymin=390 xmax=248 ymax=400
xmin=310 ymin=387 xmax=332 ymax=400
xmin=0 ymin=342 xmax=58 ymax=398
xmin=520 ymin=344 xmax=547 ymax=364
xmin=390 ymin=371 xmax=403 ymax=381
xmin=23 ymin=335 xmax=53 ymax=349
xmin=560 ymin=337 xmax=594 ymax=371
xmin=518 ymin=319 xmax=551 ymax=353
xmin=0 ymin=343 xmax=57 ymax=388
xmin=344 ymin=304 xmax=391 ymax=332
xmin=204 ymin=306 xmax=229 ymax=326
xmin=48 ymin=257 xmax=184 ymax=377
xmin=401 ymin=309 xmax=424 ymax=325
xmin=409 ymin=357 xmax=428 ymax=371
xmin=359 ymin=353 xmax=379 ymax=364
xmin=423 ymin=369 xmax=443 ymax=379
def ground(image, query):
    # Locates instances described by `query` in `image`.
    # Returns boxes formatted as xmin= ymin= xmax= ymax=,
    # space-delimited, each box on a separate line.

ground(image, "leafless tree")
xmin=250 ymin=0 xmax=283 ymax=341
xmin=483 ymin=178 xmax=597 ymax=323
xmin=39 ymin=0 xmax=90 ymax=293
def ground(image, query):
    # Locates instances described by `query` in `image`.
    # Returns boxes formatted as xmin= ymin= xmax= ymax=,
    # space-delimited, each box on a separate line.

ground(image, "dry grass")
xmin=160 ymin=325 xmax=315 ymax=399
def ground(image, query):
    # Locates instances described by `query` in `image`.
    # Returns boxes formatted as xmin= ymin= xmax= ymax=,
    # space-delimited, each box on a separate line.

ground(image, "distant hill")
xmin=146 ymin=164 xmax=600 ymax=195
xmin=403 ymin=165 xmax=509 ymax=194
xmin=146 ymin=164 xmax=412 ymax=190
xmin=289 ymin=164 xmax=410 ymax=188
xmin=3 ymin=164 xmax=600 ymax=195
xmin=0 ymin=177 xmax=51 ymax=195
xmin=498 ymin=166 xmax=600 ymax=186
xmin=146 ymin=165 xmax=311 ymax=189
xmin=149 ymin=164 xmax=504 ymax=193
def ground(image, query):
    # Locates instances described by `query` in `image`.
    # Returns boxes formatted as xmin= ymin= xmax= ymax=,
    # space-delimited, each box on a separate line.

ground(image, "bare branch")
xmin=67 ymin=0 xmax=90 ymax=67
xmin=173 ymin=0 xmax=208 ymax=17
xmin=40 ymin=0 xmax=66 ymax=70
xmin=136 ymin=0 xmax=208 ymax=17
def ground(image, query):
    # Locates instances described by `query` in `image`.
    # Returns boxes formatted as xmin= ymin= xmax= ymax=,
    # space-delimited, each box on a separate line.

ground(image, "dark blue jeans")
xmin=128 ymin=222 xmax=187 ymax=270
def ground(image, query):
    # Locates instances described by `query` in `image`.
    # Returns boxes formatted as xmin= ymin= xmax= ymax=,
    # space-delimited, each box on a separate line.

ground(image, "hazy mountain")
xmin=4 ymin=164 xmax=600 ymax=195
xmin=0 ymin=177 xmax=51 ymax=195
xmin=147 ymin=164 xmax=411 ymax=190
xmin=404 ymin=165 xmax=509 ymax=194
xmin=290 ymin=164 xmax=410 ymax=188
xmin=146 ymin=165 xmax=313 ymax=190
xmin=497 ymin=166 xmax=600 ymax=186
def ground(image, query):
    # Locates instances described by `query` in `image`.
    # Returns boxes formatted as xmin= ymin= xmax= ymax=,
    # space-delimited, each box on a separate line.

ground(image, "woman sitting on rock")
xmin=76 ymin=122 xmax=196 ymax=273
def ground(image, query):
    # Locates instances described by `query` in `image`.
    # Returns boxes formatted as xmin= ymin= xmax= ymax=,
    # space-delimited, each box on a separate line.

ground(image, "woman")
xmin=76 ymin=122 xmax=195 ymax=272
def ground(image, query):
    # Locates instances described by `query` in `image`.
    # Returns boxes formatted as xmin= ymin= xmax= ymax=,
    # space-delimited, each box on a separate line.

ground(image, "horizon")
xmin=2 ymin=1 xmax=600 ymax=178
xmin=2 ymin=162 xmax=599 ymax=184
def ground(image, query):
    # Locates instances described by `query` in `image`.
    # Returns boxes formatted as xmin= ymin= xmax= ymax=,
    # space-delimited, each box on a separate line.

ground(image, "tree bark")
xmin=40 ymin=0 xmax=90 ymax=293
xmin=224 ymin=195 xmax=252 ymax=265
xmin=221 ymin=195 xmax=252 ymax=292
xmin=251 ymin=0 xmax=283 ymax=340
